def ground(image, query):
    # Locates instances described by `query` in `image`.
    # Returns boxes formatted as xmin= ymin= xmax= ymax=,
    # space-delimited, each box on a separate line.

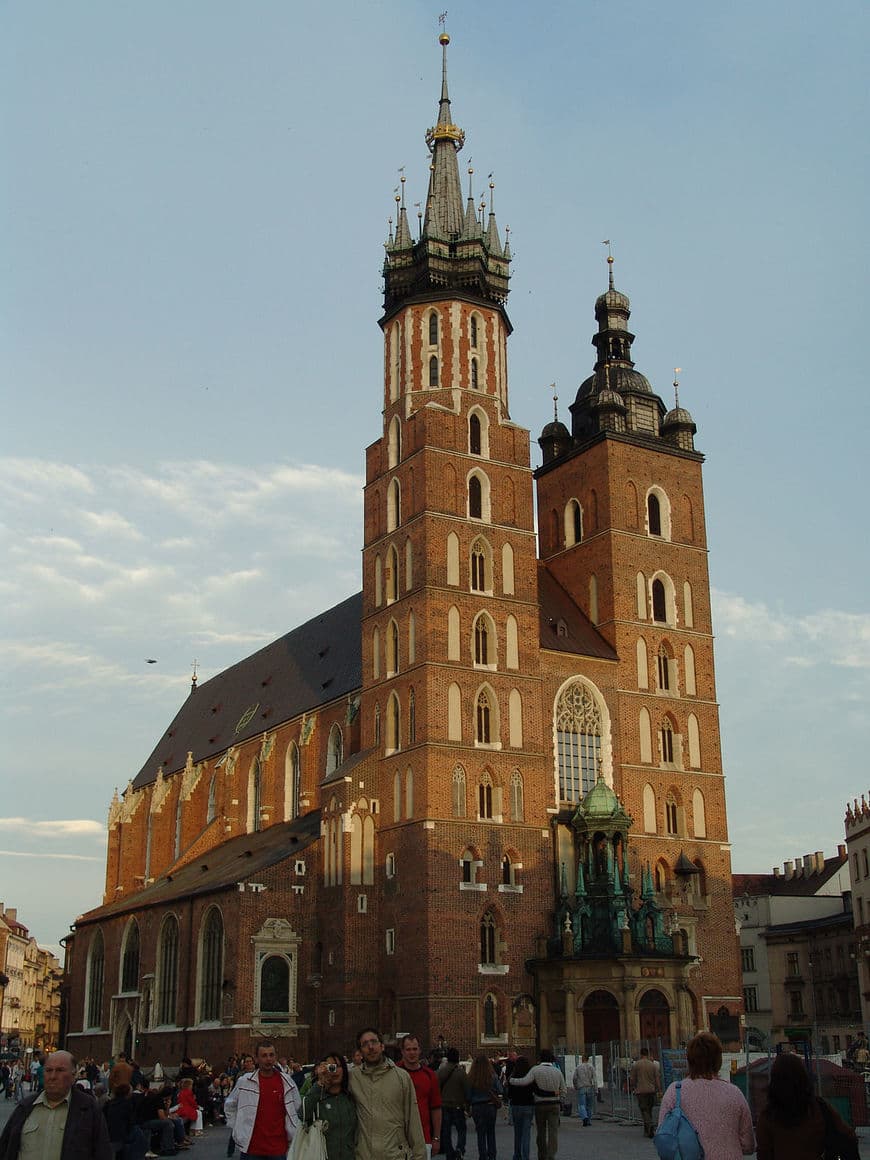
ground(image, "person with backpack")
xmin=755 ymin=1051 xmax=858 ymax=1159
xmin=656 ymin=1032 xmax=755 ymax=1159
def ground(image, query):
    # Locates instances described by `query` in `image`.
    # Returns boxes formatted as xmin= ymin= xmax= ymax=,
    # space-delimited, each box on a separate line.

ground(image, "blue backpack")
xmin=653 ymin=1081 xmax=704 ymax=1160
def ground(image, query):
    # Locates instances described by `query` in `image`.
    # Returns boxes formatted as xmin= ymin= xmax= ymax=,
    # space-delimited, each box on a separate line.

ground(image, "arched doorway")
xmin=582 ymin=989 xmax=619 ymax=1047
xmin=639 ymin=988 xmax=671 ymax=1047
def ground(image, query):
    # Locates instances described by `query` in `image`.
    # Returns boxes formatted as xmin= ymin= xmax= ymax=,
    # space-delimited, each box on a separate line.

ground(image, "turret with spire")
xmin=382 ymin=33 xmax=510 ymax=321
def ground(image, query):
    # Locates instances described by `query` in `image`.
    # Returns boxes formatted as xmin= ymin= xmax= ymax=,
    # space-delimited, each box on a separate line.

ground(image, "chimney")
xmin=815 ymin=851 xmax=825 ymax=872
xmin=5 ymin=908 xmax=16 ymax=923
xmin=784 ymin=861 xmax=794 ymax=879
xmin=839 ymin=844 xmax=847 ymax=859
xmin=803 ymin=855 xmax=815 ymax=874
xmin=772 ymin=867 xmax=782 ymax=878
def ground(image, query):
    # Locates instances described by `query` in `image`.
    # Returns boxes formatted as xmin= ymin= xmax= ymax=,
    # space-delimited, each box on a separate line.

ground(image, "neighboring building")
xmin=734 ymin=849 xmax=858 ymax=1053
xmin=64 ymin=36 xmax=742 ymax=1066
xmin=845 ymin=795 xmax=870 ymax=1034
xmin=0 ymin=904 xmax=61 ymax=1053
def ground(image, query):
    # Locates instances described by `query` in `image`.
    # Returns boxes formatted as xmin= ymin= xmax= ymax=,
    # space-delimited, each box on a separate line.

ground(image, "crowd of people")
xmin=0 ymin=1031 xmax=862 ymax=1160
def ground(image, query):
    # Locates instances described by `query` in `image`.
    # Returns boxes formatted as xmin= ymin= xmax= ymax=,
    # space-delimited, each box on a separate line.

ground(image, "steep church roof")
xmin=132 ymin=592 xmax=363 ymax=788
xmin=537 ymin=565 xmax=618 ymax=661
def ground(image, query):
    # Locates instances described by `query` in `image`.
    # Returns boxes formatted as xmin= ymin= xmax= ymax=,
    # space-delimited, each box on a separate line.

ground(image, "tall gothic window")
xmin=476 ymin=690 xmax=492 ymax=744
xmin=660 ymin=721 xmax=675 ymax=765
xmin=469 ymin=474 xmax=482 ymax=519
xmin=652 ymin=578 xmax=667 ymax=622
xmin=657 ymin=645 xmax=671 ymax=691
xmin=648 ymin=492 xmax=662 ymax=536
xmin=470 ymin=315 xmax=478 ymax=348
xmin=259 ymin=955 xmax=291 ymax=1022
xmin=452 ymin=766 xmax=467 ymax=818
xmin=156 ymin=915 xmax=179 ymax=1026
xmin=86 ymin=929 xmax=105 ymax=1028
xmin=120 ymin=921 xmax=140 ymax=993
xmin=247 ymin=759 xmax=261 ymax=833
xmin=429 ymin=312 xmax=439 ymax=346
xmin=510 ymin=770 xmax=524 ymax=822
xmin=555 ymin=681 xmax=602 ymax=802
xmin=484 ymin=993 xmax=497 ymax=1036
xmin=480 ymin=912 xmax=497 ymax=964
xmin=478 ymin=774 xmax=493 ymax=819
xmin=408 ymin=688 xmax=416 ymax=744
xmin=471 ymin=543 xmax=486 ymax=591
xmin=327 ymin=723 xmax=343 ymax=774
xmin=470 ymin=412 xmax=482 ymax=455
xmin=206 ymin=774 xmax=217 ymax=823
xmin=429 ymin=355 xmax=439 ymax=387
xmin=471 ymin=357 xmax=479 ymax=390
xmin=198 ymin=908 xmax=223 ymax=1023
xmin=474 ymin=617 xmax=490 ymax=666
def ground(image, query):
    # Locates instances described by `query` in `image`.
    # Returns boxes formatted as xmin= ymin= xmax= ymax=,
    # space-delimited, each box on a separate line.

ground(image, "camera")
xmin=326 ymin=1063 xmax=338 ymax=1074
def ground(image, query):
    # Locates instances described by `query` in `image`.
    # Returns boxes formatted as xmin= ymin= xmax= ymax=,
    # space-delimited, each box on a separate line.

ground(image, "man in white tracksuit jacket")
xmin=225 ymin=1043 xmax=300 ymax=1160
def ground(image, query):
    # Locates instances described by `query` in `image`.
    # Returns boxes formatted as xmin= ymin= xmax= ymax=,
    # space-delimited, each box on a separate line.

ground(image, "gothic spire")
xmin=423 ymin=33 xmax=465 ymax=239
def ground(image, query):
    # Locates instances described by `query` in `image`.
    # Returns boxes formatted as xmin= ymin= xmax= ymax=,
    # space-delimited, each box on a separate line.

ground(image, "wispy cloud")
xmin=0 ymin=817 xmax=105 ymax=837
xmin=0 ymin=850 xmax=103 ymax=862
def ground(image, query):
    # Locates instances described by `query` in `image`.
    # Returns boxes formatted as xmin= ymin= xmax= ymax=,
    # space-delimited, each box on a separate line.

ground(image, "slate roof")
xmin=76 ymin=811 xmax=322 ymax=926
xmin=132 ymin=593 xmax=363 ymax=789
xmin=537 ymin=565 xmax=618 ymax=662
xmin=733 ymin=853 xmax=848 ymax=899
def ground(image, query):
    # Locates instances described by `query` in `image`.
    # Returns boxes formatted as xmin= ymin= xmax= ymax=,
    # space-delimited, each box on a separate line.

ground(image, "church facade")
xmin=64 ymin=36 xmax=742 ymax=1066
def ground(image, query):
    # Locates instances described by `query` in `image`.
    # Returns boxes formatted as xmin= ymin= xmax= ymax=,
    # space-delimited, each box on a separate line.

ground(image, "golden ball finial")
xmin=439 ymin=32 xmax=450 ymax=45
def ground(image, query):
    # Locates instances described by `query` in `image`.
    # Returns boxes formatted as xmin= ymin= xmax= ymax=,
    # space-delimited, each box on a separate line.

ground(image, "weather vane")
xmin=673 ymin=367 xmax=682 ymax=409
xmin=551 ymin=382 xmax=559 ymax=422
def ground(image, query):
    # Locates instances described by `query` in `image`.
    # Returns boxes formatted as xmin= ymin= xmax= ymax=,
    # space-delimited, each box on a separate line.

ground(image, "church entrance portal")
xmin=582 ymin=989 xmax=619 ymax=1045
xmin=639 ymin=988 xmax=671 ymax=1046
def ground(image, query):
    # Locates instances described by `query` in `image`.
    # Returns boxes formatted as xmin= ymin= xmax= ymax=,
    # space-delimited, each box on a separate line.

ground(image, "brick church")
xmin=64 ymin=35 xmax=743 ymax=1066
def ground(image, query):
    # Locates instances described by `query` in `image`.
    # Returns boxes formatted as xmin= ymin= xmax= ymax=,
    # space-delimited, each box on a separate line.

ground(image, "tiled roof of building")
xmin=763 ymin=908 xmax=852 ymax=937
xmin=537 ymin=565 xmax=618 ymax=661
xmin=76 ymin=810 xmax=322 ymax=926
xmin=132 ymin=593 xmax=363 ymax=789
xmin=733 ymin=852 xmax=848 ymax=898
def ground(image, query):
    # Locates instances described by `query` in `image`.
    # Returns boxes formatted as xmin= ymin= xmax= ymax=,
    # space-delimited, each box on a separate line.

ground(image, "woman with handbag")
xmin=294 ymin=1054 xmax=356 ymax=1160
xmin=756 ymin=1052 xmax=858 ymax=1159
xmin=468 ymin=1056 xmax=502 ymax=1160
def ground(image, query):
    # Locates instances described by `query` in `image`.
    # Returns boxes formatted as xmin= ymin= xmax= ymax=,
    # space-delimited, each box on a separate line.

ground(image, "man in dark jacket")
xmin=0 ymin=1050 xmax=112 ymax=1160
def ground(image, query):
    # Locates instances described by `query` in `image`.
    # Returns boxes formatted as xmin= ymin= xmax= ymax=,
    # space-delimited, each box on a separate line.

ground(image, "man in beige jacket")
xmin=349 ymin=1028 xmax=426 ymax=1160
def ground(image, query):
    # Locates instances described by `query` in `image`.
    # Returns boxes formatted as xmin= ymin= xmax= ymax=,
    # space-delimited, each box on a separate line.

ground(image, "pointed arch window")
xmin=476 ymin=690 xmax=493 ymax=744
xmin=565 ymin=499 xmax=583 ymax=546
xmin=387 ymin=481 xmax=401 ymax=532
xmin=480 ymin=912 xmax=497 ymax=965
xmin=648 ymin=492 xmax=662 ymax=536
xmin=120 ymin=921 xmax=140 ymax=993
xmin=327 ymin=723 xmax=343 ymax=775
xmin=198 ymin=908 xmax=223 ymax=1023
xmin=471 ymin=543 xmax=485 ymax=591
xmin=408 ymin=609 xmax=416 ymax=663
xmin=386 ymin=544 xmax=399 ymax=603
xmin=470 ymin=314 xmax=478 ymax=348
xmin=284 ymin=742 xmax=301 ymax=821
xmin=408 ymin=687 xmax=416 ymax=744
xmin=85 ymin=929 xmax=105 ymax=1028
xmin=174 ymin=794 xmax=184 ymax=859
xmin=259 ymin=954 xmax=291 ymax=1022
xmin=156 ymin=915 xmax=179 ymax=1026
xmin=652 ymin=578 xmax=667 ymax=623
xmin=405 ymin=768 xmax=414 ymax=819
xmin=470 ymin=411 xmax=482 ymax=454
xmin=474 ymin=615 xmax=492 ymax=666
xmin=386 ymin=693 xmax=401 ymax=753
xmin=484 ymin=993 xmax=497 ymax=1036
xmin=471 ymin=357 xmax=479 ymax=390
xmin=657 ymin=644 xmax=671 ymax=691
xmin=247 ymin=759 xmax=261 ymax=833
xmin=665 ymin=795 xmax=678 ymax=835
xmin=428 ymin=312 xmax=439 ymax=346
xmin=555 ymin=681 xmax=603 ymax=802
xmin=502 ymin=855 xmax=515 ymax=886
xmin=660 ymin=720 xmax=675 ymax=766
xmin=452 ymin=765 xmax=467 ymax=818
xmin=206 ymin=773 xmax=217 ymax=823
xmin=469 ymin=474 xmax=482 ymax=519
xmin=478 ymin=772 xmax=493 ymax=819
xmin=388 ymin=415 xmax=401 ymax=468
xmin=510 ymin=770 xmax=524 ymax=822
xmin=429 ymin=355 xmax=439 ymax=387
xmin=387 ymin=619 xmax=399 ymax=675
xmin=461 ymin=847 xmax=476 ymax=884
xmin=374 ymin=703 xmax=381 ymax=746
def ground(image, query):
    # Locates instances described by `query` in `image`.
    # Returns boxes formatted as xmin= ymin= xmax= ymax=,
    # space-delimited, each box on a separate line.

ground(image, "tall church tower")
xmin=534 ymin=255 xmax=741 ymax=1037
xmin=359 ymin=34 xmax=547 ymax=1044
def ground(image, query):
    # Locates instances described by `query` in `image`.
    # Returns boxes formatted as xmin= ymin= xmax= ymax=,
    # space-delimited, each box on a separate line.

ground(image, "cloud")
xmin=0 ymin=459 xmax=95 ymax=501
xmin=0 ymin=817 xmax=105 ymax=837
xmin=80 ymin=510 xmax=144 ymax=540
xmin=0 ymin=850 xmax=103 ymax=862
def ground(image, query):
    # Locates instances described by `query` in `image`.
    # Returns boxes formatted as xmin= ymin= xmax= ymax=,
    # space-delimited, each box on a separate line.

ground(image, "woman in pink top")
xmin=657 ymin=1032 xmax=755 ymax=1160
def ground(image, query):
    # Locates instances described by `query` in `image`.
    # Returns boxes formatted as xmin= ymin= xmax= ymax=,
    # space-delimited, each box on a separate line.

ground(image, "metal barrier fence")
xmin=557 ymin=1039 xmax=669 ymax=1125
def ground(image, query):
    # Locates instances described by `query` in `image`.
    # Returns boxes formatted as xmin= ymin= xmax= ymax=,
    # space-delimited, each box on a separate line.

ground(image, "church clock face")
xmin=235 ymin=703 xmax=259 ymax=734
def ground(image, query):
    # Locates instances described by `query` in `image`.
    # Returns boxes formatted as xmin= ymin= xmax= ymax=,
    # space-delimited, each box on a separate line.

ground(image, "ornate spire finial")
xmin=602 ymin=239 xmax=614 ymax=289
xmin=488 ymin=175 xmax=495 ymax=215
xmin=191 ymin=659 xmax=198 ymax=694
xmin=467 ymin=161 xmax=473 ymax=199
xmin=551 ymin=383 xmax=559 ymax=422
xmin=673 ymin=367 xmax=682 ymax=409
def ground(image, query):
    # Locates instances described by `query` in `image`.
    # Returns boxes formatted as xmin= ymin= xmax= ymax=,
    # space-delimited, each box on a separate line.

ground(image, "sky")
xmin=2 ymin=0 xmax=868 ymax=952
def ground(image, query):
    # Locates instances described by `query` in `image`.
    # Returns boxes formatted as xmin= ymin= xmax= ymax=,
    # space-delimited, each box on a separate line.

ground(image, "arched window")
xmin=652 ymin=578 xmax=667 ymax=623
xmin=388 ymin=415 xmax=401 ymax=467
xmin=683 ymin=581 xmax=694 ymax=628
xmin=484 ymin=993 xmax=497 ymax=1036
xmin=453 ymin=766 xmax=467 ymax=818
xmin=448 ymin=605 xmax=461 ymax=661
xmin=387 ymin=479 xmax=401 ymax=531
xmin=480 ymin=912 xmax=497 ymax=964
xmin=687 ymin=713 xmax=701 ymax=769
xmin=393 ymin=772 xmax=401 ymax=823
xmin=639 ymin=707 xmax=653 ymax=763
xmin=405 ymin=768 xmax=414 ymax=819
xmin=502 ymin=543 xmax=515 ymax=594
xmin=372 ymin=626 xmax=381 ymax=679
xmin=469 ymin=412 xmax=482 ymax=456
xmin=476 ymin=689 xmax=493 ymax=744
xmin=350 ymin=814 xmax=363 ymax=883
xmin=648 ymin=492 xmax=662 ymax=536
xmin=120 ymin=921 xmax=140 ymax=993
xmin=448 ymin=683 xmax=462 ymax=741
xmin=86 ymin=929 xmax=105 ymax=1028
xmin=654 ymin=859 xmax=671 ymax=894
xmin=386 ymin=693 xmax=401 ymax=752
xmin=470 ymin=540 xmax=488 ymax=591
xmin=660 ymin=719 xmax=675 ymax=766
xmin=684 ymin=644 xmax=697 ymax=695
xmin=174 ymin=794 xmax=184 ymax=859
xmin=428 ymin=311 xmax=439 ymax=346
xmin=374 ymin=554 xmax=383 ymax=605
xmin=429 ymin=355 xmax=439 ymax=387
xmin=510 ymin=770 xmax=524 ymax=822
xmin=508 ymin=688 xmax=523 ymax=747
xmin=642 ymin=783 xmax=656 ymax=833
xmin=206 ymin=773 xmax=217 ymax=823
xmin=555 ymin=681 xmax=603 ymax=802
xmin=259 ymin=955 xmax=290 ymax=1022
xmin=446 ymin=531 xmax=460 ymax=585
xmin=156 ymin=915 xmax=179 ymax=1026
xmin=470 ymin=314 xmax=478 ymax=348
xmin=405 ymin=538 xmax=413 ymax=590
xmin=474 ymin=614 xmax=494 ymax=666
xmin=470 ymin=357 xmax=479 ymax=390
xmin=460 ymin=847 xmax=476 ymax=884
xmin=198 ymin=908 xmax=223 ymax=1023
xmin=506 ymin=616 xmax=519 ymax=669
xmin=408 ymin=688 xmax=416 ymax=744
xmin=502 ymin=855 xmax=516 ymax=886
xmin=408 ymin=610 xmax=416 ymax=663
xmin=469 ymin=474 xmax=482 ymax=519
xmin=665 ymin=794 xmax=679 ymax=835
xmin=657 ymin=644 xmax=672 ymax=691
xmin=374 ymin=703 xmax=381 ymax=746
xmin=386 ymin=619 xmax=399 ymax=675
xmin=247 ymin=759 xmax=261 ymax=834
xmin=589 ymin=574 xmax=599 ymax=624
xmin=363 ymin=815 xmax=375 ymax=884
xmin=692 ymin=788 xmax=707 ymax=838
xmin=327 ymin=723 xmax=343 ymax=775
xmin=284 ymin=742 xmax=301 ymax=821
xmin=478 ymin=772 xmax=493 ymax=819
xmin=564 ymin=499 xmax=583 ymax=546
